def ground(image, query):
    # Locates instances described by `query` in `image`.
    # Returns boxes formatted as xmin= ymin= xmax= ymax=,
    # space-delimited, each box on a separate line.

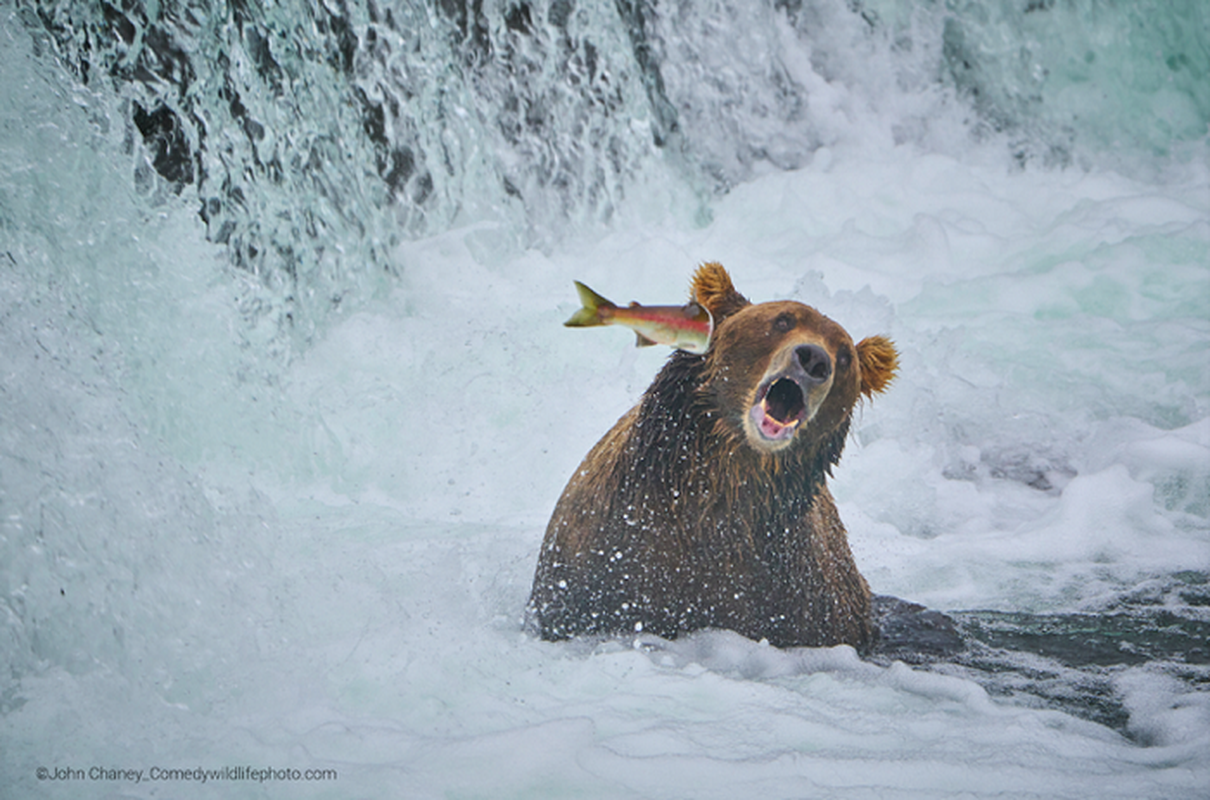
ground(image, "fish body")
xmin=564 ymin=281 xmax=714 ymax=354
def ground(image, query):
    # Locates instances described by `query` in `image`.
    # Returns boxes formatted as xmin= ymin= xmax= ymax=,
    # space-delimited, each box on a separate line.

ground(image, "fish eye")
xmin=773 ymin=313 xmax=795 ymax=333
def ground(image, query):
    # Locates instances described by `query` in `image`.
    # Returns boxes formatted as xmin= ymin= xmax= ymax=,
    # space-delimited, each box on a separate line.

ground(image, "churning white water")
xmin=2 ymin=1 xmax=1208 ymax=797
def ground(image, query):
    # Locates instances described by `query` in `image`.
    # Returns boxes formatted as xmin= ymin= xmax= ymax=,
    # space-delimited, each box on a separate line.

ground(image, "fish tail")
xmin=564 ymin=281 xmax=615 ymax=327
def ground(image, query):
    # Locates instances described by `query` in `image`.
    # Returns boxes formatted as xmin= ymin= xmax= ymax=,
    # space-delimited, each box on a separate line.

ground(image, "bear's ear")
xmin=856 ymin=335 xmax=898 ymax=399
xmin=691 ymin=262 xmax=750 ymax=322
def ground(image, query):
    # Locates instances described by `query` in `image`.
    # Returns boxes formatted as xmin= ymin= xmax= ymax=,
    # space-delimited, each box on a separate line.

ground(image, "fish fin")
xmin=634 ymin=332 xmax=658 ymax=348
xmin=564 ymin=281 xmax=615 ymax=327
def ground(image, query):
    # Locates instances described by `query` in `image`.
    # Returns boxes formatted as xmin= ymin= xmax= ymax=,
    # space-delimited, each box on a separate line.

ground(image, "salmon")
xmin=564 ymin=281 xmax=713 ymax=354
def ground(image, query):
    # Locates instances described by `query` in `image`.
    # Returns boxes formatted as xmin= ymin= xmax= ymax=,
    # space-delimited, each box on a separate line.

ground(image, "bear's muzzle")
xmin=744 ymin=342 xmax=834 ymax=451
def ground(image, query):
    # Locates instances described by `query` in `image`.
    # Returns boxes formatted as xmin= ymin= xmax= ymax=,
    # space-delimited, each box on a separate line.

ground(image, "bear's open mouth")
xmin=749 ymin=376 xmax=807 ymax=442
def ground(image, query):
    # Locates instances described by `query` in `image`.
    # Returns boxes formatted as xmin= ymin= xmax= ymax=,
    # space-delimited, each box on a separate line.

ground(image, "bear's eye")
xmin=836 ymin=347 xmax=852 ymax=370
xmin=773 ymin=313 xmax=795 ymax=333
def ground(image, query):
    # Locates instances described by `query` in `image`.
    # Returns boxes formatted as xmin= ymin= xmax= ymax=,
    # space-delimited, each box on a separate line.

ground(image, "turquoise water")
xmin=2 ymin=1 xmax=1208 ymax=797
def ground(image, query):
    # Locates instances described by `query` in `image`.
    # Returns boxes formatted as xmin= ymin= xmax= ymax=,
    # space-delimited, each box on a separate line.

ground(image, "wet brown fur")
xmin=529 ymin=263 xmax=898 ymax=649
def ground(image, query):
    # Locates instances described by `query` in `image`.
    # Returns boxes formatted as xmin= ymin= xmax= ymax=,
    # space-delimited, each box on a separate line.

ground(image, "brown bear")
xmin=528 ymin=262 xmax=899 ymax=651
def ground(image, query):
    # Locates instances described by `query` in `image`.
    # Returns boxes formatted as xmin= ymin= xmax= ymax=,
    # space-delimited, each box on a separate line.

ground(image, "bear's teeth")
xmin=757 ymin=399 xmax=801 ymax=438
xmin=763 ymin=377 xmax=806 ymax=424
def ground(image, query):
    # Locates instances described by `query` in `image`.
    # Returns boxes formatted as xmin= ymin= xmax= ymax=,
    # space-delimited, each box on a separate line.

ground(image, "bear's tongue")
xmin=756 ymin=377 xmax=805 ymax=439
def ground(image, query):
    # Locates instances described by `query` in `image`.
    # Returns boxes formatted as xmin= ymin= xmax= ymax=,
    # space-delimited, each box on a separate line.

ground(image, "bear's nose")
xmin=795 ymin=344 xmax=832 ymax=383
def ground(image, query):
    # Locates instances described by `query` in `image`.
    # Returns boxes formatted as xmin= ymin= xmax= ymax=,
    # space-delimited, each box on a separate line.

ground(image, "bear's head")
xmin=692 ymin=262 xmax=898 ymax=455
